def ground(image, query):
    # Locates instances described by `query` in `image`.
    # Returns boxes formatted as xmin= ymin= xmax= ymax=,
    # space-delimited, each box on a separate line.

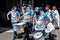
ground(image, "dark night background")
xmin=0 ymin=0 xmax=60 ymax=27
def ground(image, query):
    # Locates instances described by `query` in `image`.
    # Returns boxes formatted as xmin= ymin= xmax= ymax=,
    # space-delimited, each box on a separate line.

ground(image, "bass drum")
xmin=33 ymin=32 xmax=45 ymax=40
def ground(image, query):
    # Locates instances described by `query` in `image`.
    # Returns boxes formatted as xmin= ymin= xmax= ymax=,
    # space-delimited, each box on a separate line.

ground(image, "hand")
xmin=17 ymin=19 xmax=19 ymax=22
xmin=7 ymin=18 xmax=9 ymax=20
xmin=50 ymin=19 xmax=54 ymax=22
xmin=7 ymin=14 xmax=10 ymax=20
xmin=50 ymin=20 xmax=53 ymax=22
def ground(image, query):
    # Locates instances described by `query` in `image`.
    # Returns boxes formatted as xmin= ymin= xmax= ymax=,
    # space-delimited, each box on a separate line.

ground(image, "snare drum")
xmin=13 ymin=22 xmax=25 ymax=26
xmin=45 ymin=22 xmax=55 ymax=34
xmin=33 ymin=32 xmax=45 ymax=40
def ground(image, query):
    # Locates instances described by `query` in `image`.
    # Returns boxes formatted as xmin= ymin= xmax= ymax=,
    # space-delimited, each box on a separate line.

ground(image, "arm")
xmin=32 ymin=19 xmax=35 ymax=25
xmin=32 ymin=15 xmax=36 ymax=26
xmin=56 ymin=10 xmax=59 ymax=17
xmin=17 ymin=12 xmax=24 ymax=21
xmin=51 ymin=11 xmax=55 ymax=21
xmin=25 ymin=16 xmax=33 ymax=20
xmin=19 ymin=12 xmax=24 ymax=19
xmin=7 ymin=14 xmax=9 ymax=20
xmin=19 ymin=15 xmax=24 ymax=19
xmin=7 ymin=11 xmax=11 ymax=20
xmin=30 ymin=10 xmax=34 ymax=19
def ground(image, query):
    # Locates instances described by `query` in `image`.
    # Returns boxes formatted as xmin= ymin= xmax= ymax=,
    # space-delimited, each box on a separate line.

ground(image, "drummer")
xmin=22 ymin=5 xmax=34 ymax=31
xmin=28 ymin=5 xmax=34 ymax=32
xmin=33 ymin=7 xmax=50 ymax=32
xmin=45 ymin=19 xmax=55 ymax=40
xmin=45 ymin=5 xmax=55 ymax=22
xmin=7 ymin=6 xmax=20 ymax=40
xmin=22 ymin=5 xmax=34 ymax=22
xmin=52 ymin=6 xmax=59 ymax=28
xmin=22 ymin=5 xmax=34 ymax=40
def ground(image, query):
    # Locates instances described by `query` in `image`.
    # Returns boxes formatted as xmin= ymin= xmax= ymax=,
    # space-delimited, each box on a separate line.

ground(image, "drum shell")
xmin=33 ymin=32 xmax=45 ymax=40
xmin=33 ymin=36 xmax=45 ymax=40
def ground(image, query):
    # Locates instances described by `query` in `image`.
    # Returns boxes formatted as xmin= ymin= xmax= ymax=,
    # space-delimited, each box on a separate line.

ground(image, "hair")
xmin=52 ymin=6 xmax=56 ymax=9
xmin=12 ymin=6 xmax=17 ymax=10
xmin=46 ymin=5 xmax=50 ymax=8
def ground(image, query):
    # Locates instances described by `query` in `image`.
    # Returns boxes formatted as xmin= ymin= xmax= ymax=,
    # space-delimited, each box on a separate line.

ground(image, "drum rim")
xmin=33 ymin=32 xmax=43 ymax=38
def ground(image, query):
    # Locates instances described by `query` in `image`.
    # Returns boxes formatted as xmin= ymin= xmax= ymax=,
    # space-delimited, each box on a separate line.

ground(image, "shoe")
xmin=13 ymin=36 xmax=16 ymax=40
xmin=13 ymin=38 xmax=15 ymax=40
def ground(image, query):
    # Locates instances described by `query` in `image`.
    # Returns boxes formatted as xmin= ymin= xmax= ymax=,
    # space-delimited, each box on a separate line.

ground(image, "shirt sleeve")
xmin=33 ymin=14 xmax=36 ymax=21
xmin=29 ymin=10 xmax=34 ymax=16
xmin=43 ymin=13 xmax=50 ymax=20
xmin=51 ymin=11 xmax=55 ymax=17
xmin=56 ymin=10 xmax=59 ymax=16
xmin=16 ymin=11 xmax=20 ymax=16
xmin=7 ymin=11 xmax=11 ymax=15
xmin=31 ymin=10 xmax=34 ymax=16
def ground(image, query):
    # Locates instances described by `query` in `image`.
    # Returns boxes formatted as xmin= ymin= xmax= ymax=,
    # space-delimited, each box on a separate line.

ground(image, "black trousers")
xmin=49 ymin=32 xmax=52 ymax=40
xmin=23 ymin=22 xmax=30 ymax=40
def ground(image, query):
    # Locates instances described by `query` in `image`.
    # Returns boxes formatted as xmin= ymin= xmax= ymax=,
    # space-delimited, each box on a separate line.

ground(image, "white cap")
xmin=35 ymin=7 xmax=39 ymax=12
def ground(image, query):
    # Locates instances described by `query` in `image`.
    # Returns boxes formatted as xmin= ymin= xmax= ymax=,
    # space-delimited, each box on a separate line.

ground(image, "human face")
xmin=13 ymin=7 xmax=17 ymax=11
xmin=24 ymin=6 xmax=27 ymax=10
xmin=45 ymin=20 xmax=49 ymax=24
xmin=45 ymin=7 xmax=49 ymax=11
xmin=53 ymin=6 xmax=56 ymax=11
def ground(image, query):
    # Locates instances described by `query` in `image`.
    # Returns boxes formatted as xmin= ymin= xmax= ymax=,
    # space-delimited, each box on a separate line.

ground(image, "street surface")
xmin=0 ymin=17 xmax=60 ymax=40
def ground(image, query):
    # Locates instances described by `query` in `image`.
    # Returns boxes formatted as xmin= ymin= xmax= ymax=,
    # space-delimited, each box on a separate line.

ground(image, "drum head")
xmin=45 ymin=29 xmax=50 ymax=33
xmin=33 ymin=32 xmax=43 ymax=39
xmin=13 ymin=22 xmax=25 ymax=26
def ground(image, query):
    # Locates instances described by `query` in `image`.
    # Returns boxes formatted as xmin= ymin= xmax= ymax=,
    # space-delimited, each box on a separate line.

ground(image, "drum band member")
xmin=52 ymin=6 xmax=59 ymax=28
xmin=33 ymin=7 xmax=50 ymax=32
xmin=7 ymin=6 xmax=20 ymax=40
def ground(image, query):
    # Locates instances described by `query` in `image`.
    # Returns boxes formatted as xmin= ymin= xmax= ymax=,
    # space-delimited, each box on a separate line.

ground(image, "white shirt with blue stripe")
xmin=34 ymin=12 xmax=49 ymax=30
xmin=7 ymin=10 xmax=20 ymax=23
